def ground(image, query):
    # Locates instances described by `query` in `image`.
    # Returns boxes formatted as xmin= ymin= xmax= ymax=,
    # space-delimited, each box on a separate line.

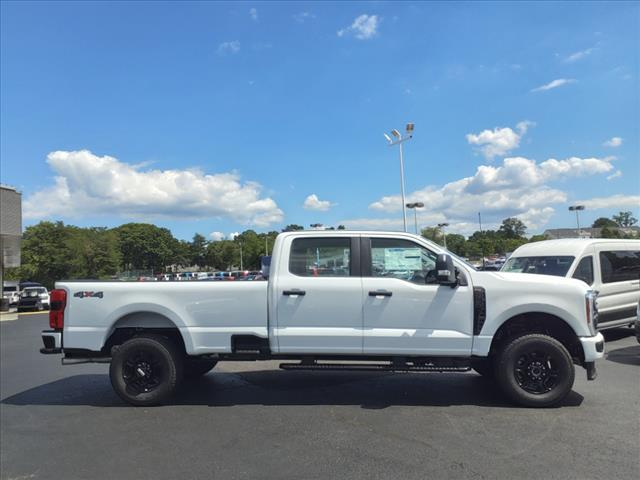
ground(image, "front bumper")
xmin=580 ymin=332 xmax=605 ymax=363
xmin=40 ymin=330 xmax=62 ymax=354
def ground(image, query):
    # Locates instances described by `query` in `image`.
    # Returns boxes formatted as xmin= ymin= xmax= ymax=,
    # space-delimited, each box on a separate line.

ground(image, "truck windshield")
xmin=502 ymin=256 xmax=575 ymax=277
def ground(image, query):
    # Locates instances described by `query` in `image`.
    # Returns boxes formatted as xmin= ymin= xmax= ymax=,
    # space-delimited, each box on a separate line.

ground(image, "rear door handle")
xmin=369 ymin=290 xmax=392 ymax=297
xmin=283 ymin=289 xmax=306 ymax=296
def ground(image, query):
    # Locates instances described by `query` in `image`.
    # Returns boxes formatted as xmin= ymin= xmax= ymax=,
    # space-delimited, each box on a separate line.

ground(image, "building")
xmin=1 ymin=185 xmax=22 ymax=308
xmin=543 ymin=227 xmax=640 ymax=239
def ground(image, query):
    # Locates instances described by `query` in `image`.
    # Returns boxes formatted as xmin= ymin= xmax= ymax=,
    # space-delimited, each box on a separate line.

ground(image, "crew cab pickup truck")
xmin=41 ymin=231 xmax=605 ymax=407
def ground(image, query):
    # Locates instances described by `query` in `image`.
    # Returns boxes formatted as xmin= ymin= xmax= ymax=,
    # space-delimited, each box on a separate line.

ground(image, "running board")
xmin=279 ymin=362 xmax=471 ymax=372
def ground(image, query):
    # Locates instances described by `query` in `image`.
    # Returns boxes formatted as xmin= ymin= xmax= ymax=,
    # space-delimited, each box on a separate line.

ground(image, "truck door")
xmin=361 ymin=236 xmax=474 ymax=356
xmin=274 ymin=235 xmax=363 ymax=354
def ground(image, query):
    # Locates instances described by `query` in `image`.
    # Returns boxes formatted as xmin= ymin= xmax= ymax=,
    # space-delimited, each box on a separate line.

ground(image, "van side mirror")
xmin=435 ymin=254 xmax=457 ymax=287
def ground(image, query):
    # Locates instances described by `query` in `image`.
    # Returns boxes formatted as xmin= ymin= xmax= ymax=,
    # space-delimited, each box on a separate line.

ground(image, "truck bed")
xmin=58 ymin=280 xmax=269 ymax=355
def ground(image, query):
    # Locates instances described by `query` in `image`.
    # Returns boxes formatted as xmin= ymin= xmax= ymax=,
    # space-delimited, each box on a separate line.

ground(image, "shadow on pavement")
xmin=1 ymin=369 xmax=584 ymax=409
xmin=606 ymin=345 xmax=640 ymax=366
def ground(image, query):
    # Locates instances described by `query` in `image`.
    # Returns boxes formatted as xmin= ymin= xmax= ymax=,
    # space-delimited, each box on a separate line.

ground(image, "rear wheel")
xmin=495 ymin=334 xmax=574 ymax=407
xmin=184 ymin=358 xmax=218 ymax=379
xmin=110 ymin=334 xmax=183 ymax=406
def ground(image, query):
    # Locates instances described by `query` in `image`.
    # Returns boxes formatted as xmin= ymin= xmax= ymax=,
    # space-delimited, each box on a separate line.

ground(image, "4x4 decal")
xmin=73 ymin=291 xmax=104 ymax=298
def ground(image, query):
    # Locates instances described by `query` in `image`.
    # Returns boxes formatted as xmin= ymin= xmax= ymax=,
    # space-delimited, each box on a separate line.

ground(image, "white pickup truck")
xmin=41 ymin=230 xmax=604 ymax=407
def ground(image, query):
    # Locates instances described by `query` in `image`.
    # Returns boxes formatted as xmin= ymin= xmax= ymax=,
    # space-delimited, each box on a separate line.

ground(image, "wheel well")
xmin=103 ymin=312 xmax=187 ymax=356
xmin=489 ymin=313 xmax=584 ymax=364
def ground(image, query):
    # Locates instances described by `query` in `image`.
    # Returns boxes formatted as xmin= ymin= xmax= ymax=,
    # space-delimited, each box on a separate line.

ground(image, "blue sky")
xmin=1 ymin=1 xmax=638 ymax=240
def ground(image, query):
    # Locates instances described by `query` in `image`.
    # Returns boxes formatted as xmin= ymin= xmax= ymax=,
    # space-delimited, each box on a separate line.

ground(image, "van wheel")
xmin=184 ymin=358 xmax=218 ymax=379
xmin=495 ymin=334 xmax=574 ymax=407
xmin=110 ymin=334 xmax=183 ymax=406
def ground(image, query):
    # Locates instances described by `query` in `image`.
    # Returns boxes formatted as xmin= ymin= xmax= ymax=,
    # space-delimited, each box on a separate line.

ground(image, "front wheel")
xmin=110 ymin=334 xmax=183 ymax=406
xmin=495 ymin=334 xmax=574 ymax=408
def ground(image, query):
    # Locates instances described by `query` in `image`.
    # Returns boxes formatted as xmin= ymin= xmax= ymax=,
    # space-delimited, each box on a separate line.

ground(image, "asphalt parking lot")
xmin=1 ymin=314 xmax=638 ymax=480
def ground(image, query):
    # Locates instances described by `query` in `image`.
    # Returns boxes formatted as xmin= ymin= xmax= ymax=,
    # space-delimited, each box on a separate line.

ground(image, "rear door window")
xmin=572 ymin=256 xmax=594 ymax=285
xmin=289 ymin=238 xmax=352 ymax=277
xmin=599 ymin=250 xmax=640 ymax=283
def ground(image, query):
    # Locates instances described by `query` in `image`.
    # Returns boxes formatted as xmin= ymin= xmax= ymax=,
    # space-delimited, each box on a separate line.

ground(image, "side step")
xmin=279 ymin=362 xmax=470 ymax=373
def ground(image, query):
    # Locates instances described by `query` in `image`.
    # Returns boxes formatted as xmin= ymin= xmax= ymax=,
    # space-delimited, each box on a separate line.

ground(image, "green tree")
xmin=612 ymin=211 xmax=638 ymax=227
xmin=498 ymin=217 xmax=527 ymax=239
xmin=592 ymin=217 xmax=617 ymax=228
xmin=190 ymin=233 xmax=208 ymax=268
xmin=282 ymin=224 xmax=304 ymax=232
xmin=115 ymin=223 xmax=177 ymax=272
xmin=529 ymin=234 xmax=550 ymax=243
xmin=68 ymin=227 xmax=121 ymax=279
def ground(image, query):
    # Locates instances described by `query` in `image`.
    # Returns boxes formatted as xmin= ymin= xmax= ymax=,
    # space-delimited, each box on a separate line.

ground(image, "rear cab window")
xmin=599 ymin=250 xmax=640 ymax=283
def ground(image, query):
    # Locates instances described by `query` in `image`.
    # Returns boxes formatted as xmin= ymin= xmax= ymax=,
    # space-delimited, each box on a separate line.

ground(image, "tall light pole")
xmin=437 ymin=222 xmax=450 ymax=249
xmin=569 ymin=205 xmax=585 ymax=237
xmin=406 ymin=202 xmax=424 ymax=234
xmin=384 ymin=123 xmax=414 ymax=232
xmin=238 ymin=243 xmax=243 ymax=271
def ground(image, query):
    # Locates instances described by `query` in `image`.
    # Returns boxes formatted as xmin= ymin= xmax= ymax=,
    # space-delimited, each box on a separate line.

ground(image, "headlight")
xmin=585 ymin=290 xmax=599 ymax=335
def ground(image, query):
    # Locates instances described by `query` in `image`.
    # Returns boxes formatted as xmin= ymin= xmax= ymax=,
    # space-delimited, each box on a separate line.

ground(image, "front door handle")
xmin=283 ymin=289 xmax=306 ymax=296
xmin=369 ymin=290 xmax=392 ymax=297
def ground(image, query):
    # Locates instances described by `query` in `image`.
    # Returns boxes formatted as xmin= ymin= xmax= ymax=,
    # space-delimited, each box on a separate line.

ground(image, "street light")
xmin=406 ymin=202 xmax=424 ymax=234
xmin=384 ymin=123 xmax=415 ymax=232
xmin=437 ymin=222 xmax=450 ymax=250
xmin=568 ymin=205 xmax=585 ymax=237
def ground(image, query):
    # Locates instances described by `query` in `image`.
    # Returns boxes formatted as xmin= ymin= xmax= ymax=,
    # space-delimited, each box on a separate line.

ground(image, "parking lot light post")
xmin=384 ymin=123 xmax=414 ymax=233
xmin=437 ymin=222 xmax=450 ymax=250
xmin=569 ymin=205 xmax=585 ymax=237
xmin=239 ymin=243 xmax=243 ymax=271
xmin=406 ymin=202 xmax=425 ymax=234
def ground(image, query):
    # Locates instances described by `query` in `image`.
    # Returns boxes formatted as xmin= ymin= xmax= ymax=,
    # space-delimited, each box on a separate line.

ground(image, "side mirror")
xmin=435 ymin=254 xmax=457 ymax=286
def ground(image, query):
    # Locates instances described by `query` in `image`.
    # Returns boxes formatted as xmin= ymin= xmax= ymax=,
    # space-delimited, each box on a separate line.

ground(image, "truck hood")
xmin=471 ymin=270 xmax=589 ymax=292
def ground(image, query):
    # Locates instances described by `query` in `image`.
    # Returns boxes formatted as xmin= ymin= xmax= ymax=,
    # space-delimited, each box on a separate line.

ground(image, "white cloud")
xmin=531 ymin=78 xmax=576 ymax=92
xmin=228 ymin=232 xmax=240 ymax=240
xmin=209 ymin=231 xmax=226 ymax=241
xmin=24 ymin=150 xmax=284 ymax=226
xmin=217 ymin=41 xmax=240 ymax=56
xmin=580 ymin=194 xmax=640 ymax=210
xmin=564 ymin=48 xmax=594 ymax=63
xmin=337 ymin=14 xmax=380 ymax=40
xmin=293 ymin=12 xmax=316 ymax=23
xmin=466 ymin=120 xmax=534 ymax=160
xmin=603 ymin=136 xmax=623 ymax=148
xmin=303 ymin=194 xmax=335 ymax=211
xmin=360 ymin=155 xmax=616 ymax=232
xmin=607 ymin=170 xmax=622 ymax=181
xmin=249 ymin=8 xmax=258 ymax=21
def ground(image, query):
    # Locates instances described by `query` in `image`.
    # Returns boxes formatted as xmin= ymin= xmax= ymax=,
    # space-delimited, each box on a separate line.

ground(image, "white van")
xmin=502 ymin=239 xmax=640 ymax=330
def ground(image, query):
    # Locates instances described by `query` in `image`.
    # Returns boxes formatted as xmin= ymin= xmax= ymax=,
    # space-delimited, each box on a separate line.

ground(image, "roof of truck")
xmin=510 ymin=238 xmax=640 ymax=257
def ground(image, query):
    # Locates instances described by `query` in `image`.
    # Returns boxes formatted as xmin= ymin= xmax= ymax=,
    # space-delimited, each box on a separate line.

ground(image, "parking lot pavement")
xmin=1 ymin=314 xmax=639 ymax=480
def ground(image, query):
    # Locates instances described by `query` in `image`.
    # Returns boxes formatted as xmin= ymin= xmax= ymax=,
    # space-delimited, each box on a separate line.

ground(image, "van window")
xmin=289 ymin=238 xmax=351 ymax=277
xmin=572 ymin=256 xmax=594 ymax=285
xmin=502 ymin=256 xmax=575 ymax=277
xmin=599 ymin=250 xmax=640 ymax=283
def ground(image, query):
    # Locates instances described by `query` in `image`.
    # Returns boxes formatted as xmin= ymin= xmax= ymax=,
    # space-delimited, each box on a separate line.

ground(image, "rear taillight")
xmin=49 ymin=289 xmax=67 ymax=329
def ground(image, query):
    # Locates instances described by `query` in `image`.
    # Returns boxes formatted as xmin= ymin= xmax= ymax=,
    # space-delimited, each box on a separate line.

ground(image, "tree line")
xmin=5 ymin=212 xmax=637 ymax=288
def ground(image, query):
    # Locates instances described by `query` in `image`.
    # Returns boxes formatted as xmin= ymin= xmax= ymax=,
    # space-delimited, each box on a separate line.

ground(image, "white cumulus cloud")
xmin=337 ymin=14 xmax=380 ymax=40
xmin=209 ymin=231 xmax=226 ymax=241
xmin=249 ymin=8 xmax=258 ymax=21
xmin=356 ymin=155 xmax=616 ymax=233
xmin=466 ymin=121 xmax=534 ymax=160
xmin=603 ymin=137 xmax=623 ymax=148
xmin=606 ymin=171 xmax=622 ymax=181
xmin=303 ymin=194 xmax=335 ymax=211
xmin=24 ymin=150 xmax=284 ymax=226
xmin=217 ymin=41 xmax=240 ymax=56
xmin=531 ymin=78 xmax=576 ymax=92
xmin=580 ymin=194 xmax=640 ymax=210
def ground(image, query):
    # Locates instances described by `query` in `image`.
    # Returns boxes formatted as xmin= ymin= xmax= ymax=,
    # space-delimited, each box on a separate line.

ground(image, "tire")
xmin=109 ymin=334 xmax=183 ymax=406
xmin=184 ymin=358 xmax=218 ymax=379
xmin=495 ymin=334 xmax=574 ymax=408
xmin=471 ymin=358 xmax=495 ymax=379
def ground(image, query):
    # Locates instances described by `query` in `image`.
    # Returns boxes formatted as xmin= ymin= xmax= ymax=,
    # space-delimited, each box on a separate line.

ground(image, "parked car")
xmin=2 ymin=281 xmax=20 ymax=306
xmin=18 ymin=286 xmax=50 ymax=311
xmin=41 ymin=230 xmax=603 ymax=408
xmin=502 ymin=239 xmax=640 ymax=330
